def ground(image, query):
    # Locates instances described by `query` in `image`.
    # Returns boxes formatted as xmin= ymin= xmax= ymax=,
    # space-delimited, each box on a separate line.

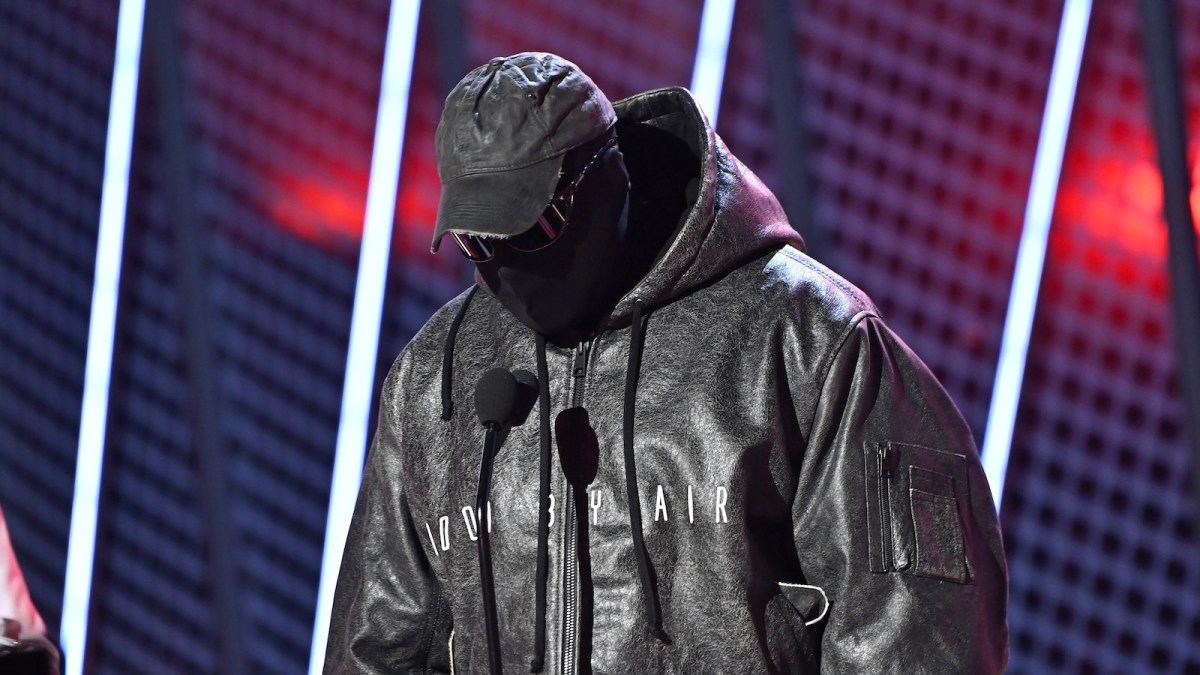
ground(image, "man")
xmin=327 ymin=52 xmax=1007 ymax=673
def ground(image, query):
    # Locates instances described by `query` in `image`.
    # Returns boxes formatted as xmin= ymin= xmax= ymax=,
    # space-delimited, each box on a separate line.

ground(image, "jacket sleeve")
xmin=791 ymin=313 xmax=1008 ymax=673
xmin=324 ymin=356 xmax=453 ymax=675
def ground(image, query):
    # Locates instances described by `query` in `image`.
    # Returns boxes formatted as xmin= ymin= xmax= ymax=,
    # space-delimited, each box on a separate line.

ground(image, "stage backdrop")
xmin=1 ymin=1 xmax=1197 ymax=673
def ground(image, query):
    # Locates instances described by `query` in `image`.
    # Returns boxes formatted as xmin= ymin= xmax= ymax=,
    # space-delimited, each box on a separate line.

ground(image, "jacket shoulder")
xmin=758 ymin=245 xmax=880 ymax=329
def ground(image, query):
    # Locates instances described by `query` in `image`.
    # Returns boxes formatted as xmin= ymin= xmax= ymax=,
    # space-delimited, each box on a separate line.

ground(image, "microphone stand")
xmin=477 ymin=420 xmax=503 ymax=675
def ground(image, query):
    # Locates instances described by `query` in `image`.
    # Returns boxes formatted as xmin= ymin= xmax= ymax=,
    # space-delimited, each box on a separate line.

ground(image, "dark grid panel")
xmin=463 ymin=0 xmax=700 ymax=104
xmin=88 ymin=1 xmax=389 ymax=673
xmin=93 ymin=146 xmax=215 ymax=673
xmin=719 ymin=0 xmax=1063 ymax=440
xmin=1003 ymin=1 xmax=1200 ymax=672
xmin=0 ymin=1 xmax=121 ymax=638
xmin=187 ymin=1 xmax=386 ymax=668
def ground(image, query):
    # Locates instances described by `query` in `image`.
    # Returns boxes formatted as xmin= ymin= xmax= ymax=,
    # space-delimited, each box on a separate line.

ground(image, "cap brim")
xmin=431 ymin=154 xmax=564 ymax=252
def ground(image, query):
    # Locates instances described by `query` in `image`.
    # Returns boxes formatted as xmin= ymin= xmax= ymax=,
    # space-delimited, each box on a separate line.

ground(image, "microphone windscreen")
xmin=513 ymin=369 xmax=537 ymax=390
xmin=475 ymin=368 xmax=518 ymax=426
xmin=510 ymin=369 xmax=539 ymax=426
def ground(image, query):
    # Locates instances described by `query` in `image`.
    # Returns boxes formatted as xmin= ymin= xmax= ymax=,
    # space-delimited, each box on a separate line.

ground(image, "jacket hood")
xmin=472 ymin=86 xmax=806 ymax=329
xmin=606 ymin=86 xmax=804 ymax=323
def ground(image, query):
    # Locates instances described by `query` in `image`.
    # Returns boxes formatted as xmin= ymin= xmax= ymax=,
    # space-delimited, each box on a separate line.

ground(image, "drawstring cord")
xmin=441 ymin=286 xmax=479 ymax=421
xmin=622 ymin=300 xmax=658 ymax=634
xmin=530 ymin=334 xmax=552 ymax=672
xmin=532 ymin=302 xmax=658 ymax=667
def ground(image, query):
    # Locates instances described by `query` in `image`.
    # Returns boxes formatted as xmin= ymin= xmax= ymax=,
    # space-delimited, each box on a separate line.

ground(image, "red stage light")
xmin=1054 ymin=136 xmax=1198 ymax=263
xmin=268 ymin=171 xmax=369 ymax=246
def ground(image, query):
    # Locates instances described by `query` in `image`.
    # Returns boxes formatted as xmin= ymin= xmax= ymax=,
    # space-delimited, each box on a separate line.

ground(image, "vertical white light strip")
xmin=308 ymin=2 xmax=422 ymax=672
xmin=690 ymin=0 xmax=738 ymax=128
xmin=61 ymin=1 xmax=147 ymax=674
xmin=981 ymin=0 xmax=1093 ymax=512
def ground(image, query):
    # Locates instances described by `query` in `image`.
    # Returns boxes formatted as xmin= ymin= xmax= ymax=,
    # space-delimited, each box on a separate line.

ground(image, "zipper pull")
xmin=572 ymin=342 xmax=589 ymax=379
xmin=878 ymin=444 xmax=898 ymax=478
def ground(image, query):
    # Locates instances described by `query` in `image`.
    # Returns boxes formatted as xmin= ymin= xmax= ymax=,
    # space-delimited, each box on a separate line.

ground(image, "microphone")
xmin=511 ymin=369 xmax=538 ymax=426
xmin=473 ymin=367 xmax=537 ymax=675
xmin=475 ymin=368 xmax=519 ymax=428
xmin=475 ymin=368 xmax=537 ymax=428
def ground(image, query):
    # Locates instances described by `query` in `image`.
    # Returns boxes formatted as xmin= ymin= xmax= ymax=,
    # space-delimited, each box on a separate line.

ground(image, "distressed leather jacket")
xmin=325 ymin=87 xmax=1008 ymax=674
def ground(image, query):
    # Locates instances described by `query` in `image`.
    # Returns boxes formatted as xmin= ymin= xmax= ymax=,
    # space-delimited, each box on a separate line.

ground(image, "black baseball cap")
xmin=431 ymin=52 xmax=616 ymax=252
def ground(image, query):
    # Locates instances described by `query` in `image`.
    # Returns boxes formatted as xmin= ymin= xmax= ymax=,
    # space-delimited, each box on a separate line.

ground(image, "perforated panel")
xmin=1003 ymin=2 xmax=1200 ymax=672
xmin=463 ymin=0 xmax=700 ymax=101
xmin=0 ymin=1 xmax=121 ymax=639
xmin=719 ymin=0 xmax=1064 ymax=440
xmin=86 ymin=1 xmax=389 ymax=673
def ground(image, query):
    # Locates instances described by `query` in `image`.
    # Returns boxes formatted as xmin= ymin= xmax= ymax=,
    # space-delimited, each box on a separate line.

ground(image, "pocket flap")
xmin=777 ymin=582 xmax=830 ymax=626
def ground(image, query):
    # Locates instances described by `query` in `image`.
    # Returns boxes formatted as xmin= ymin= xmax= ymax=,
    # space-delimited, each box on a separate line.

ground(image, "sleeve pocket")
xmin=864 ymin=442 xmax=971 ymax=584
xmin=910 ymin=488 xmax=967 ymax=582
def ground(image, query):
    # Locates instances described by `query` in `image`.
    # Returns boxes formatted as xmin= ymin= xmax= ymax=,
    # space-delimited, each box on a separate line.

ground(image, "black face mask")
xmin=477 ymin=146 xmax=632 ymax=347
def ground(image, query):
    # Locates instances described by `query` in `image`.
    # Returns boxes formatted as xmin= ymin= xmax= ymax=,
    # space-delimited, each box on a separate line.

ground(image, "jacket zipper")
xmin=561 ymin=340 xmax=590 ymax=675
xmin=877 ymin=444 xmax=895 ymax=572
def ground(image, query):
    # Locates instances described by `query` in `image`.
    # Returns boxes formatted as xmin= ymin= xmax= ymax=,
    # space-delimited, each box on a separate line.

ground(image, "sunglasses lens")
xmin=507 ymin=202 xmax=568 ymax=253
xmin=452 ymin=233 xmax=494 ymax=261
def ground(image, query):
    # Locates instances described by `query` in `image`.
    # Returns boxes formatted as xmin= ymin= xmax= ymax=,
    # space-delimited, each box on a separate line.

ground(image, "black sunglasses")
xmin=452 ymin=136 xmax=618 ymax=262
